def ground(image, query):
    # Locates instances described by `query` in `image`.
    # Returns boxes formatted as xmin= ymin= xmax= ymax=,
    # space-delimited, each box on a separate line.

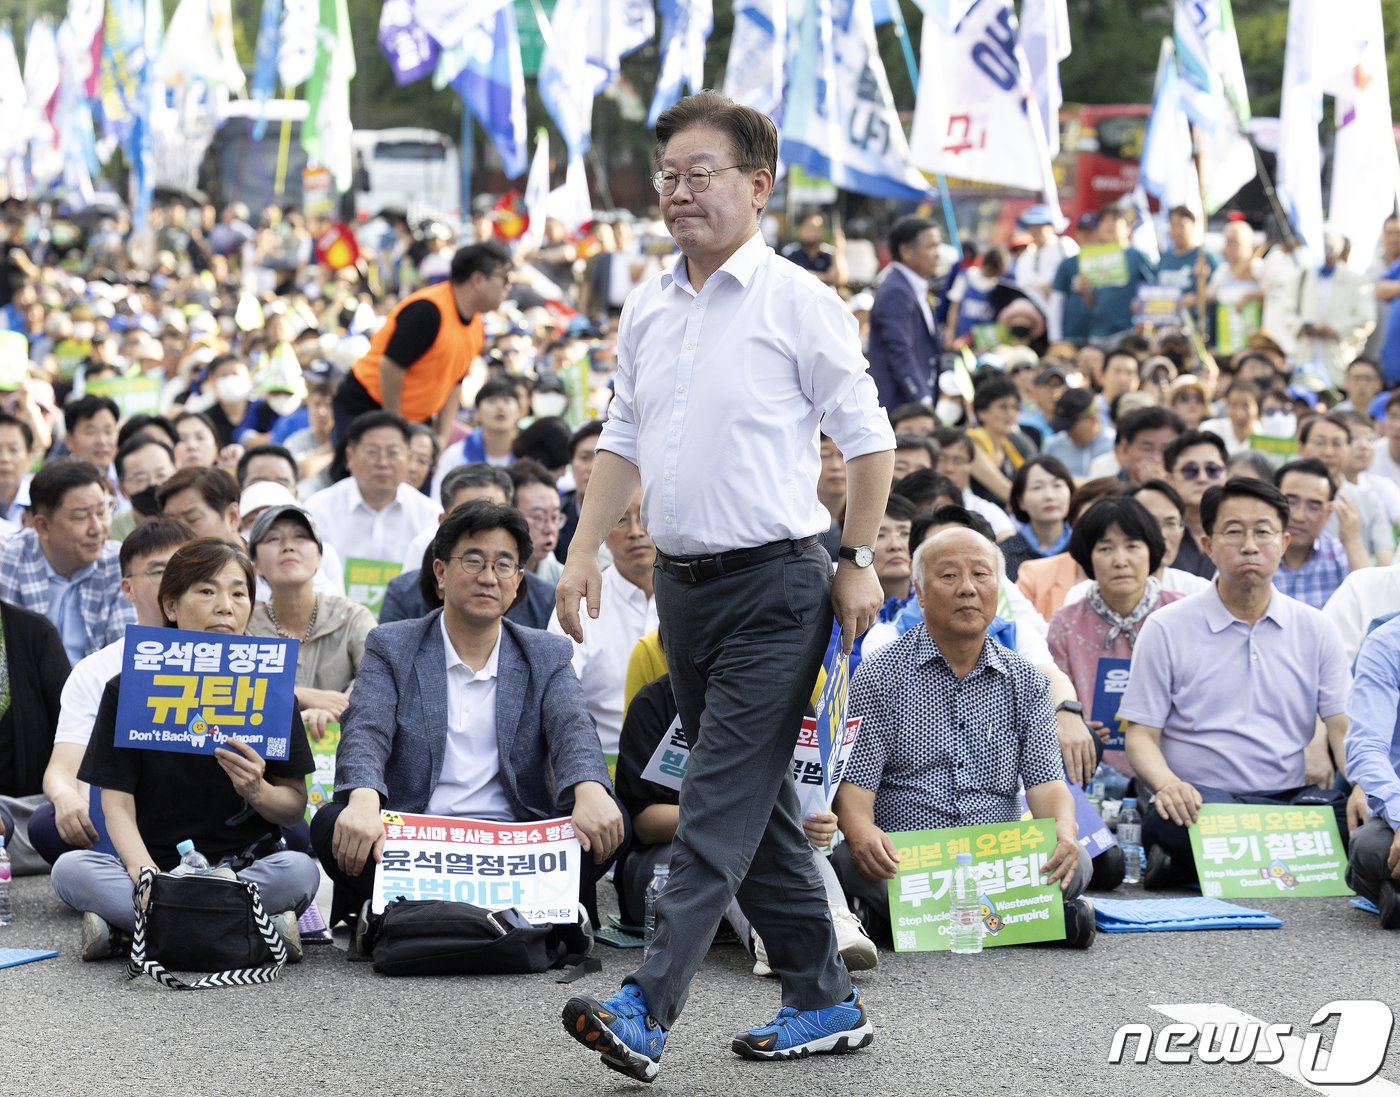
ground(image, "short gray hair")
xmin=440 ymin=462 xmax=515 ymax=510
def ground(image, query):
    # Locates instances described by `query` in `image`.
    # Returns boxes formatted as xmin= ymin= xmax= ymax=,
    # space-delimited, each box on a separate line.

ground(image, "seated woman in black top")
xmin=50 ymin=538 xmax=319 ymax=961
xmin=0 ymin=600 xmax=69 ymax=860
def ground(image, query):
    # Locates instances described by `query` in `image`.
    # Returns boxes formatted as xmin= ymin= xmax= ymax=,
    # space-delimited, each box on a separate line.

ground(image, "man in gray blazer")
xmin=309 ymin=501 xmax=626 ymax=926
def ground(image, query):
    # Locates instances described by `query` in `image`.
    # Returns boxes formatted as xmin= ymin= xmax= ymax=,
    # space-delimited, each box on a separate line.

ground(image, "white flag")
xmin=723 ymin=0 xmax=787 ymax=118
xmin=1326 ymin=0 xmax=1400 ymax=268
xmin=158 ymin=0 xmax=245 ymax=91
xmin=1172 ymin=0 xmax=1253 ymax=213
xmin=521 ymin=129 xmax=551 ymax=255
xmin=413 ymin=0 xmax=511 ymax=50
xmin=1139 ymin=39 xmax=1202 ymax=219
xmin=1019 ymin=0 xmax=1070 ymax=158
xmin=0 ymin=27 xmax=26 ymax=159
xmin=277 ymin=0 xmax=319 ymax=88
xmin=537 ymin=0 xmax=609 ymax=158
xmin=909 ymin=0 xmax=1058 ymax=201
xmin=647 ymin=0 xmax=713 ymax=127
xmin=589 ymin=0 xmax=654 ymax=82
xmin=548 ymin=154 xmax=592 ymax=233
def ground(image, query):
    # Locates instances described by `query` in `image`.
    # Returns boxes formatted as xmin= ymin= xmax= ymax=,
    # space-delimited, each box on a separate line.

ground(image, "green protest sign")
xmin=1189 ymin=803 xmax=1352 ymax=899
xmin=85 ymin=374 xmax=162 ymax=418
xmin=305 ymin=721 xmax=340 ymax=822
xmin=886 ymin=820 xmax=1065 ymax=951
xmin=1077 ymin=244 xmax=1129 ymax=288
xmin=1248 ymin=433 xmax=1298 ymax=461
xmin=344 ymin=558 xmax=403 ymax=618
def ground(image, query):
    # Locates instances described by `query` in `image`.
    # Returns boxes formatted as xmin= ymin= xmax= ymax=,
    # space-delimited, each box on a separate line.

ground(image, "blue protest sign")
xmin=813 ymin=638 xmax=851 ymax=805
xmin=1091 ymin=657 xmax=1133 ymax=750
xmin=1070 ymin=782 xmax=1117 ymax=857
xmin=113 ymin=625 xmax=298 ymax=760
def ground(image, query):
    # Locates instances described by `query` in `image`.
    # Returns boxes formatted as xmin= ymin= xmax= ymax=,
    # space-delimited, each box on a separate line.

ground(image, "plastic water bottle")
xmin=174 ymin=839 xmax=212 ymax=876
xmin=0 ymin=835 xmax=11 ymax=925
xmin=949 ymin=852 xmax=984 ymax=955
xmin=644 ymin=864 xmax=670 ymax=956
xmin=1119 ymin=798 xmax=1145 ymax=885
xmin=1087 ymin=764 xmax=1108 ymax=806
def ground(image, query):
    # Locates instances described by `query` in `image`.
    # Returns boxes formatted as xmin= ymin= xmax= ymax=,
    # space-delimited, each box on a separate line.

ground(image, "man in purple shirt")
xmin=1120 ymin=477 xmax=1357 ymax=888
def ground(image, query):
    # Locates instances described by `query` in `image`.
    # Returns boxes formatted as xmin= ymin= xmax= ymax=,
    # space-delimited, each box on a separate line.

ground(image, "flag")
xmin=1019 ymin=0 xmax=1070 ymax=157
xmin=0 ymin=27 xmax=25 ymax=161
xmin=537 ymin=0 xmax=609 ymax=158
xmin=521 ymin=128 xmax=551 ymax=254
xmin=414 ymin=0 xmax=512 ymax=50
xmin=1172 ymin=0 xmax=1254 ymax=213
xmin=1328 ymin=0 xmax=1400 ymax=267
xmin=377 ymin=0 xmax=439 ymax=87
xmin=548 ymin=154 xmax=592 ymax=233
xmin=1275 ymin=0 xmax=1329 ymax=252
xmin=722 ymin=0 xmax=787 ymax=118
xmin=589 ymin=0 xmax=655 ymax=83
xmin=157 ymin=0 xmax=245 ymax=92
xmin=61 ymin=0 xmax=105 ymax=100
xmin=278 ymin=0 xmax=319 ymax=88
xmin=647 ymin=0 xmax=713 ymax=127
xmin=781 ymin=0 xmax=929 ymax=201
xmin=453 ymin=4 xmax=528 ymax=179
xmin=1139 ymin=38 xmax=1202 ymax=219
xmin=249 ymin=0 xmax=283 ymax=138
xmin=909 ymin=0 xmax=1059 ymax=203
xmin=301 ymin=0 xmax=356 ymax=192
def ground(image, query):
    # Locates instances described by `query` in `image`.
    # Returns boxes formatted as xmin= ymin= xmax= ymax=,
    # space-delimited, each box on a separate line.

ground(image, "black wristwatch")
xmin=1054 ymin=700 xmax=1085 ymax=717
xmin=839 ymin=545 xmax=875 ymax=567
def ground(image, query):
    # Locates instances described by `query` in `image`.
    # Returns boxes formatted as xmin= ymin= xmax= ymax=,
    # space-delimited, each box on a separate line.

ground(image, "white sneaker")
xmin=833 ymin=907 xmax=878 ymax=971
xmin=751 ymin=933 xmax=774 ymax=978
xmin=278 ymin=911 xmax=304 ymax=963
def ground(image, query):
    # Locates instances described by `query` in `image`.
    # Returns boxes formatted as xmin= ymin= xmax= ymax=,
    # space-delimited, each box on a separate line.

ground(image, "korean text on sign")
xmin=114 ymin=624 xmax=298 ymax=760
xmin=885 ymin=820 xmax=1065 ymax=952
xmin=1188 ymin=803 xmax=1352 ymax=899
xmin=372 ymin=811 xmax=581 ymax=923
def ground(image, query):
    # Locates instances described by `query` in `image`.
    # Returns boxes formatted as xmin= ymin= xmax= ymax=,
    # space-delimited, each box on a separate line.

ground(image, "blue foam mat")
xmin=0 ymin=947 xmax=59 ymax=969
xmin=1351 ymin=896 xmax=1381 ymax=915
xmin=1093 ymin=896 xmax=1282 ymax=932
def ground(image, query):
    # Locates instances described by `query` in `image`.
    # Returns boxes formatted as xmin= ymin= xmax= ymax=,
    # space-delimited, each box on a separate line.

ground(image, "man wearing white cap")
xmin=1013 ymin=204 xmax=1078 ymax=310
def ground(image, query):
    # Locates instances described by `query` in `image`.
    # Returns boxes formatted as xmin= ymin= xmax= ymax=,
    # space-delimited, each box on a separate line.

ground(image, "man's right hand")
xmin=53 ymin=788 xmax=98 ymax=849
xmin=1151 ymin=779 xmax=1203 ymax=826
xmin=555 ymin=555 xmax=604 ymax=643
xmin=847 ymin=823 xmax=900 ymax=880
xmin=331 ymin=793 xmax=386 ymax=876
xmin=1387 ymin=826 xmax=1400 ymax=880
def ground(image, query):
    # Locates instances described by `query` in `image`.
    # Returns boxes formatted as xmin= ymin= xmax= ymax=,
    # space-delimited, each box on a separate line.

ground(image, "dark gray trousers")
xmin=628 ymin=544 xmax=851 ymax=1027
xmin=1347 ymin=816 xmax=1397 ymax=907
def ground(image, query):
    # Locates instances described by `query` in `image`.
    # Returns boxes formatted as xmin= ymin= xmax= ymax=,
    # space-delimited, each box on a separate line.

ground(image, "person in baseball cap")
xmin=1043 ymin=387 xmax=1110 ymax=478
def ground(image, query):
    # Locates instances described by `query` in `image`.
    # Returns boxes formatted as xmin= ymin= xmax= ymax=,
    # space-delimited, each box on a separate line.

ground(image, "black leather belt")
xmin=656 ymin=535 xmax=821 ymax=583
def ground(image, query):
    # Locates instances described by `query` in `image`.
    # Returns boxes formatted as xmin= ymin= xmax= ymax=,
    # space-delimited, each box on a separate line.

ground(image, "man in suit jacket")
xmin=865 ymin=216 xmax=942 ymax=411
xmin=310 ymin=501 xmax=625 ymax=925
xmin=1292 ymin=233 xmax=1377 ymax=388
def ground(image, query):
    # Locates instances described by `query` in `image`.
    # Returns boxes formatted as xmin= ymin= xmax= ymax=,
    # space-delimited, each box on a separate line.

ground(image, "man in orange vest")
xmin=333 ymin=242 xmax=512 ymax=448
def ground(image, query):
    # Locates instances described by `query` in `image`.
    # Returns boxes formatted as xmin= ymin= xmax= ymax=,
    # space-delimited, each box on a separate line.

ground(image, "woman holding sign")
xmin=1046 ymin=496 xmax=1185 ymax=779
xmin=50 ymin=538 xmax=319 ymax=963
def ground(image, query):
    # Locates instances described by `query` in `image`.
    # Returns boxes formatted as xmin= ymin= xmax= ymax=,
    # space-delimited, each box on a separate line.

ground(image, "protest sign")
xmin=113 ymin=624 xmax=297 ymax=760
xmin=1190 ymin=803 xmax=1352 ymax=899
xmin=305 ymin=722 xmax=340 ymax=821
xmin=85 ymin=374 xmax=162 ymax=418
xmin=1077 ymin=243 xmax=1129 ymax=288
xmin=640 ymin=716 xmax=689 ymax=791
xmin=1090 ymin=657 xmax=1132 ymax=752
xmin=887 ymin=820 xmax=1065 ymax=951
xmin=373 ymin=811 xmax=581 ymax=923
xmin=1134 ymin=285 xmax=1183 ymax=328
xmin=1020 ymin=783 xmax=1117 ymax=859
xmin=344 ymin=557 xmax=403 ymax=618
xmin=1248 ymin=434 xmax=1299 ymax=463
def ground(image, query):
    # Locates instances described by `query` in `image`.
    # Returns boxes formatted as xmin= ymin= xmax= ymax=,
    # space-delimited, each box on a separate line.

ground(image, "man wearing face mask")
xmin=532 ymin=373 xmax=570 ymax=421
xmin=334 ymin=243 xmax=512 ymax=449
xmin=197 ymin=355 xmax=254 ymax=448
xmin=109 ymin=437 xmax=176 ymax=542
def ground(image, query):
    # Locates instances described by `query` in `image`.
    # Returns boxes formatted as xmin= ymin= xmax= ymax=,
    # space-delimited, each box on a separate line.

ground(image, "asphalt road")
xmin=1 ymin=870 xmax=1395 ymax=1097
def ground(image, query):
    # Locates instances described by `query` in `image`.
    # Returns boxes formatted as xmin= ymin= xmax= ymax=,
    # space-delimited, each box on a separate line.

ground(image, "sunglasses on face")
xmin=1177 ymin=461 xmax=1225 ymax=482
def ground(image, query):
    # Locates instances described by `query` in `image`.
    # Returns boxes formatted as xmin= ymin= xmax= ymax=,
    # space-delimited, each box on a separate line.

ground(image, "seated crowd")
xmin=6 ymin=226 xmax=1400 ymax=978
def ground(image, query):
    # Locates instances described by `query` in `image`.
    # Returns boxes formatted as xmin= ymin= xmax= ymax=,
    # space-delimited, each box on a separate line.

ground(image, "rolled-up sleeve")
xmin=1116 ymin=615 xmax=1173 ymax=729
xmin=1346 ymin=625 xmax=1400 ymax=829
xmin=798 ymin=293 xmax=895 ymax=462
xmin=596 ymin=296 xmax=641 ymax=466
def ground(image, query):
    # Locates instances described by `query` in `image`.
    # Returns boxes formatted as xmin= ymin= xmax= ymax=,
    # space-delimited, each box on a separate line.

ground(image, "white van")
xmin=351 ymin=128 xmax=461 ymax=224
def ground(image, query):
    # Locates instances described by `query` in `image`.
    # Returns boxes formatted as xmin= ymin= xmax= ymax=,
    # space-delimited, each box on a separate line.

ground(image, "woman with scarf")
xmin=1047 ymin=495 xmax=1185 ymax=779
xmin=999 ymin=455 xmax=1076 ymax=580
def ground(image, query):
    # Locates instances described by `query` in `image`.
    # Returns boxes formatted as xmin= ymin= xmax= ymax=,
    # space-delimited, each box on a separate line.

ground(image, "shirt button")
xmin=665 ymin=472 xmax=674 ymax=481
xmin=677 ymin=385 xmax=687 ymax=394
xmin=665 ymin=517 xmax=675 ymax=525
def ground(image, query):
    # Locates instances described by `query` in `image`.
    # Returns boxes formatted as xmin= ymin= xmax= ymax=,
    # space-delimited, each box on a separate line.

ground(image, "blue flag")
xmin=249 ymin=0 xmax=283 ymax=139
xmin=647 ymin=0 xmax=713 ymax=127
xmin=782 ymin=0 xmax=930 ymax=201
xmin=453 ymin=5 xmax=528 ymax=180
xmin=537 ymin=0 xmax=609 ymax=158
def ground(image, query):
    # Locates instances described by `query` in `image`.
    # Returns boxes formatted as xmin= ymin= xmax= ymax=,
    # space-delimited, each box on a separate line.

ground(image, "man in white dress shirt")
xmin=303 ymin=410 xmax=440 ymax=569
xmin=557 ymin=90 xmax=892 ymax=1082
xmin=549 ymin=490 xmax=655 ymax=760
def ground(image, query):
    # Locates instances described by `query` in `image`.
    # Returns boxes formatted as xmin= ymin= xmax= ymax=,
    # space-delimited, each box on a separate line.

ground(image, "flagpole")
xmin=274 ymin=87 xmax=295 ymax=197
xmin=886 ymin=0 xmax=961 ymax=254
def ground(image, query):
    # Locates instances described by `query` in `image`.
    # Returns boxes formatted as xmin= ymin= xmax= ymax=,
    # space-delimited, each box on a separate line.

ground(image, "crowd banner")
xmin=886 ymin=819 xmax=1066 ymax=951
xmin=373 ymin=811 xmax=581 ymax=923
xmin=113 ymin=624 xmax=298 ymax=760
xmin=1189 ymin=803 xmax=1352 ymax=899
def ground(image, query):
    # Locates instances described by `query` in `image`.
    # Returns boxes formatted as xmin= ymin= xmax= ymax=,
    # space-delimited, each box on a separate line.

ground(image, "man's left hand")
xmin=1056 ymin=712 xmax=1098 ymax=787
xmin=571 ymin=782 xmax=625 ymax=865
xmin=1303 ymin=736 xmax=1336 ymax=790
xmin=1041 ymin=826 xmax=1081 ymax=892
xmin=831 ymin=563 xmax=883 ymax=655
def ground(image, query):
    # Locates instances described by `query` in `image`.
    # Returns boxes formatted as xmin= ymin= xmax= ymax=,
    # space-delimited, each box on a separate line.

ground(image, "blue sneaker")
xmin=732 ymin=987 xmax=874 ymax=1060
xmin=563 ymin=983 xmax=667 ymax=1083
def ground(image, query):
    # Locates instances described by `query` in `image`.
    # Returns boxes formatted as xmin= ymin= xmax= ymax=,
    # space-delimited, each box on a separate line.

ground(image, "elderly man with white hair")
xmin=832 ymin=526 xmax=1096 ymax=949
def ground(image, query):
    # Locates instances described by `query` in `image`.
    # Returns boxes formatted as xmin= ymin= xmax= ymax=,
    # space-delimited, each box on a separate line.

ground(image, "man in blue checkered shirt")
xmin=1272 ymin=459 xmax=1366 ymax=609
xmin=0 ymin=459 xmax=132 ymax=664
